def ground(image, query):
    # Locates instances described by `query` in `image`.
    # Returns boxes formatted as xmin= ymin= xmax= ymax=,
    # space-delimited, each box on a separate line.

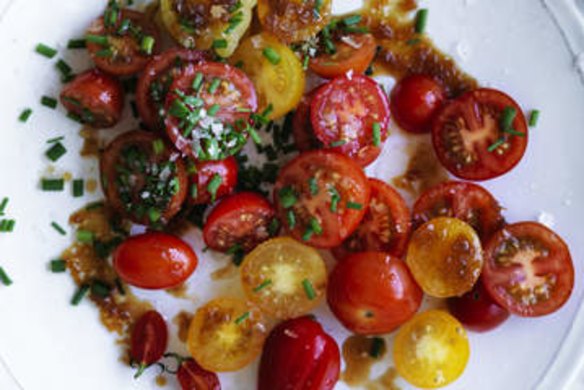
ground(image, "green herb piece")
xmin=414 ymin=8 xmax=429 ymax=34
xmin=372 ymin=122 xmax=381 ymax=146
xmin=50 ymin=259 xmax=67 ymax=273
xmin=47 ymin=136 xmax=64 ymax=144
xmin=302 ymin=225 xmax=314 ymax=241
xmin=487 ymin=138 xmax=506 ymax=152
xmin=95 ymin=48 xmax=114 ymax=58
xmin=268 ymin=218 xmax=280 ymax=236
xmin=314 ymin=0 xmax=323 ymax=18
xmin=19 ymin=108 xmax=33 ymax=123
xmin=370 ymin=337 xmax=385 ymax=358
xmin=0 ymin=198 xmax=8 ymax=215
xmin=329 ymin=187 xmax=340 ymax=212
xmin=91 ymin=280 xmax=112 ymax=298
xmin=343 ymin=15 xmax=362 ymax=26
xmin=207 ymin=103 xmax=221 ymax=117
xmin=406 ymin=38 xmax=421 ymax=46
xmin=212 ymin=39 xmax=228 ymax=49
xmin=278 ymin=186 xmax=297 ymax=209
xmin=262 ymin=104 xmax=274 ymax=118
xmin=225 ymin=11 xmax=244 ymax=34
xmin=192 ymin=72 xmax=204 ymax=92
xmin=346 ymin=201 xmax=363 ymax=210
xmin=253 ymin=279 xmax=272 ymax=293
xmin=45 ymin=142 xmax=67 ymax=162
xmin=208 ymin=78 xmax=221 ymax=94
xmin=140 ymin=35 xmax=155 ymax=55
xmin=308 ymin=177 xmax=319 ymax=196
xmin=503 ymin=128 xmax=526 ymax=137
xmin=227 ymin=243 xmax=245 ymax=266
xmin=247 ymin=126 xmax=262 ymax=145
xmin=71 ymin=284 xmax=90 ymax=305
xmin=303 ymin=55 xmax=310 ymax=70
xmin=67 ymin=38 xmax=86 ymax=49
xmin=529 ymin=110 xmax=540 ymax=127
xmin=286 ymin=210 xmax=296 ymax=229
xmin=148 ymin=208 xmax=161 ymax=223
xmin=0 ymin=220 xmax=15 ymax=232
xmin=85 ymin=34 xmax=109 ymax=46
xmin=500 ymin=106 xmax=517 ymax=130
xmin=0 ymin=267 xmax=12 ymax=286
xmin=309 ymin=217 xmax=322 ymax=235
xmin=302 ymin=279 xmax=316 ymax=300
xmin=50 ymin=221 xmax=67 ymax=235
xmin=207 ymin=174 xmax=222 ymax=202
xmin=330 ymin=139 xmax=347 ymax=147
xmin=72 ymin=179 xmax=84 ymax=197
xmin=262 ymin=47 xmax=281 ymax=65
xmin=55 ymin=59 xmax=73 ymax=81
xmin=35 ymin=43 xmax=57 ymax=58
xmin=41 ymin=96 xmax=58 ymax=109
xmin=41 ymin=179 xmax=64 ymax=191
xmin=343 ymin=25 xmax=369 ymax=34
xmin=235 ymin=311 xmax=250 ymax=325
xmin=76 ymin=229 xmax=94 ymax=243
xmin=152 ymin=139 xmax=165 ymax=155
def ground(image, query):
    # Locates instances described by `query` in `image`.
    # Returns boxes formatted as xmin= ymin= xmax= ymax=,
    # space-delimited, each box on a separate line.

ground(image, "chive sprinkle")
xmin=72 ymin=179 xmax=84 ymax=197
xmin=314 ymin=0 xmax=323 ymax=18
xmin=253 ymin=279 xmax=272 ymax=293
xmin=287 ymin=210 xmax=296 ymax=229
xmin=308 ymin=177 xmax=319 ymax=196
xmin=0 ymin=220 xmax=15 ymax=232
xmin=148 ymin=208 xmax=161 ymax=223
xmin=278 ymin=186 xmax=297 ymax=209
xmin=67 ymin=38 xmax=86 ymax=49
xmin=329 ymin=187 xmax=340 ymax=212
xmin=343 ymin=15 xmax=362 ymax=25
xmin=370 ymin=337 xmax=385 ymax=358
xmin=152 ymin=139 xmax=165 ymax=155
xmin=50 ymin=259 xmax=67 ymax=273
xmin=414 ymin=8 xmax=429 ymax=34
xmin=529 ymin=110 xmax=540 ymax=127
xmin=247 ymin=126 xmax=262 ymax=145
xmin=95 ymin=48 xmax=113 ymax=58
xmin=235 ymin=311 xmax=250 ymax=325
xmin=0 ymin=198 xmax=8 ymax=215
xmin=192 ymin=72 xmax=204 ymax=91
xmin=207 ymin=174 xmax=222 ymax=202
xmin=41 ymin=179 xmax=64 ymax=191
xmin=140 ymin=36 xmax=155 ymax=55
xmin=372 ymin=122 xmax=381 ymax=146
xmin=309 ymin=217 xmax=323 ymax=235
xmin=47 ymin=136 xmax=64 ymax=144
xmin=91 ymin=280 xmax=112 ymax=298
xmin=212 ymin=39 xmax=228 ymax=49
xmin=208 ymin=78 xmax=221 ymax=94
xmin=71 ymin=284 xmax=90 ymax=305
xmin=0 ymin=267 xmax=12 ymax=286
xmin=19 ymin=108 xmax=33 ymax=123
xmin=262 ymin=47 xmax=281 ymax=65
xmin=55 ymin=59 xmax=73 ymax=80
xmin=487 ymin=138 xmax=506 ymax=152
xmin=268 ymin=218 xmax=280 ymax=236
xmin=45 ymin=142 xmax=67 ymax=162
xmin=503 ymin=128 xmax=526 ymax=137
xmin=302 ymin=279 xmax=316 ymax=300
xmin=346 ymin=201 xmax=363 ymax=210
xmin=35 ymin=43 xmax=57 ymax=58
xmin=225 ymin=11 xmax=243 ymax=34
xmin=85 ymin=34 xmax=109 ymax=46
xmin=50 ymin=221 xmax=67 ymax=235
xmin=500 ymin=106 xmax=517 ymax=130
xmin=302 ymin=225 xmax=314 ymax=241
xmin=76 ymin=229 xmax=94 ymax=243
xmin=330 ymin=139 xmax=347 ymax=148
xmin=207 ymin=103 xmax=221 ymax=116
xmin=41 ymin=96 xmax=58 ymax=109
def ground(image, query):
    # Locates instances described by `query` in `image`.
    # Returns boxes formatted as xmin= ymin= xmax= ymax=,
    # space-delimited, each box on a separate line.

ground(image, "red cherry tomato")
xmin=273 ymin=150 xmax=370 ymax=248
xmin=60 ymin=69 xmax=124 ymax=128
xmin=482 ymin=222 xmax=574 ymax=317
xmin=310 ymin=33 xmax=377 ymax=79
xmin=177 ymin=359 xmax=221 ymax=390
xmin=130 ymin=310 xmax=168 ymax=377
xmin=432 ymin=88 xmax=528 ymax=180
xmin=114 ymin=232 xmax=198 ymax=289
xmin=87 ymin=9 xmax=160 ymax=76
xmin=292 ymin=89 xmax=322 ymax=152
xmin=390 ymin=74 xmax=446 ymax=134
xmin=447 ymin=279 xmax=510 ymax=332
xmin=327 ymin=252 xmax=423 ymax=335
xmin=258 ymin=316 xmax=340 ymax=390
xmin=332 ymin=178 xmax=411 ymax=260
xmin=203 ymin=192 xmax=276 ymax=252
xmin=136 ymin=48 xmax=208 ymax=131
xmin=412 ymin=181 xmax=505 ymax=243
xmin=187 ymin=157 xmax=238 ymax=205
xmin=310 ymin=74 xmax=390 ymax=167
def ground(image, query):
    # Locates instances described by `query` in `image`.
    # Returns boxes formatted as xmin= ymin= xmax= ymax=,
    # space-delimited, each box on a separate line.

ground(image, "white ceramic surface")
xmin=0 ymin=1 xmax=584 ymax=389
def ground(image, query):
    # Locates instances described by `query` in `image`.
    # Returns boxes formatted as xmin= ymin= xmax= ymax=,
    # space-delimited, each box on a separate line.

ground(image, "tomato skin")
xmin=113 ymin=232 xmax=198 ymax=290
xmin=310 ymin=34 xmax=377 ymax=79
xmin=130 ymin=311 xmax=168 ymax=375
xmin=60 ymin=69 xmax=124 ymax=128
xmin=177 ymin=359 xmax=221 ymax=390
xmin=327 ymin=252 xmax=422 ymax=335
xmin=258 ymin=316 xmax=340 ymax=390
xmin=390 ymin=74 xmax=446 ymax=134
xmin=447 ymin=279 xmax=510 ymax=332
xmin=292 ymin=89 xmax=322 ymax=152
xmin=187 ymin=157 xmax=238 ymax=205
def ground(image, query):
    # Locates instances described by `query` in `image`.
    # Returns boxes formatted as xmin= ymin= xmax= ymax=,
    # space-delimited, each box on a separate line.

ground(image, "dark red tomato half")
xmin=177 ymin=359 xmax=221 ymax=390
xmin=432 ymin=88 xmax=528 ymax=180
xmin=327 ymin=252 xmax=422 ymax=335
xmin=130 ymin=310 xmax=168 ymax=377
xmin=258 ymin=316 xmax=340 ymax=390
xmin=310 ymin=33 xmax=377 ymax=79
xmin=187 ymin=157 xmax=238 ymax=205
xmin=412 ymin=181 xmax=505 ymax=243
xmin=447 ymin=279 xmax=510 ymax=332
xmin=114 ymin=232 xmax=198 ymax=290
xmin=203 ymin=192 xmax=275 ymax=253
xmin=311 ymin=74 xmax=390 ymax=167
xmin=87 ymin=9 xmax=160 ymax=76
xmin=292 ymin=89 xmax=322 ymax=152
xmin=136 ymin=48 xmax=208 ymax=131
xmin=482 ymin=222 xmax=574 ymax=317
xmin=60 ymin=69 xmax=124 ymax=128
xmin=390 ymin=74 xmax=446 ymax=134
xmin=273 ymin=150 xmax=370 ymax=249
xmin=332 ymin=178 xmax=410 ymax=260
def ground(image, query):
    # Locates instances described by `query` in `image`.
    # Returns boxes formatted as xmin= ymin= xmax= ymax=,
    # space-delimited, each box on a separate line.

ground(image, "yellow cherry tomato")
xmin=406 ymin=217 xmax=483 ymax=298
xmin=394 ymin=310 xmax=470 ymax=388
xmin=240 ymin=237 xmax=327 ymax=319
xmin=187 ymin=297 xmax=267 ymax=372
xmin=230 ymin=33 xmax=305 ymax=120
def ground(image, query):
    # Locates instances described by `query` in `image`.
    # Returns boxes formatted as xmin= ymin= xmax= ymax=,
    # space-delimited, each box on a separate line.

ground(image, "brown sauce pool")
xmin=342 ymin=335 xmax=387 ymax=386
xmin=173 ymin=310 xmax=194 ymax=343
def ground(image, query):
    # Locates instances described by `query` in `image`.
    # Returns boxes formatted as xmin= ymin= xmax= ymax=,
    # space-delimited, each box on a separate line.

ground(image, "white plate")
xmin=1 ymin=1 xmax=584 ymax=389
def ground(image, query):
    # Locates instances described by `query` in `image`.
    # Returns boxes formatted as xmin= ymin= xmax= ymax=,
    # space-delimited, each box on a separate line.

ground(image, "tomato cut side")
xmin=177 ymin=359 xmax=221 ymax=390
xmin=187 ymin=157 xmax=238 ymax=205
xmin=292 ymin=88 xmax=322 ymax=152
xmin=310 ymin=33 xmax=377 ymax=79
xmin=130 ymin=310 xmax=168 ymax=377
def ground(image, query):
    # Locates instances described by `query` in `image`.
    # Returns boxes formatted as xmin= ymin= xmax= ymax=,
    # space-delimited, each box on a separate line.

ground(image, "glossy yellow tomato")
xmin=406 ymin=217 xmax=483 ymax=298
xmin=241 ymin=237 xmax=327 ymax=319
xmin=394 ymin=310 xmax=470 ymax=388
xmin=187 ymin=297 xmax=267 ymax=372
xmin=230 ymin=33 xmax=305 ymax=120
xmin=160 ymin=0 xmax=256 ymax=57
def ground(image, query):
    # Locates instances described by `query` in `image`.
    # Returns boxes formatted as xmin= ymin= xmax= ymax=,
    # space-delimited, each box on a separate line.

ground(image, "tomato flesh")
xmin=187 ymin=157 xmax=238 ymax=205
xmin=130 ymin=310 xmax=168 ymax=375
xmin=310 ymin=33 xmax=377 ymax=79
xmin=292 ymin=89 xmax=322 ymax=152
xmin=177 ymin=359 xmax=221 ymax=390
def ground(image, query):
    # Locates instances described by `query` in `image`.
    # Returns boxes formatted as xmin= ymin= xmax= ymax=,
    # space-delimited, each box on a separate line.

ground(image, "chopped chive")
xmin=234 ymin=60 xmax=244 ymax=69
xmin=414 ymin=8 xmax=429 ymax=34
xmin=303 ymin=55 xmax=310 ymax=70
xmin=261 ymin=104 xmax=274 ymax=118
xmin=0 ymin=220 xmax=15 ymax=232
xmin=235 ymin=311 xmax=250 ymax=325
xmin=117 ymin=18 xmax=131 ymax=34
xmin=41 ymin=96 xmax=58 ymax=109
xmin=268 ymin=218 xmax=280 ymax=236
xmin=406 ymin=38 xmax=421 ymax=46
xmin=500 ymin=106 xmax=517 ymax=130
xmin=308 ymin=177 xmax=319 ymax=196
xmin=343 ymin=25 xmax=369 ymax=34
xmin=372 ymin=122 xmax=381 ymax=146
xmin=45 ymin=142 xmax=67 ymax=162
xmin=0 ymin=198 xmax=8 ymax=215
xmin=212 ymin=39 xmax=228 ymax=49
xmin=71 ymin=284 xmax=90 ymax=305
xmin=253 ymin=279 xmax=272 ymax=293
xmin=140 ymin=35 xmax=155 ymax=55
xmin=67 ymin=38 xmax=86 ymax=49
xmin=47 ymin=136 xmax=64 ymax=144
xmin=35 ymin=43 xmax=57 ymax=58
xmin=346 ymin=201 xmax=363 ymax=210
xmin=152 ymin=139 xmax=165 ymax=155
xmin=370 ymin=337 xmax=385 ymax=358
xmin=207 ymin=174 xmax=222 ymax=202
xmin=227 ymin=244 xmax=245 ymax=266
xmin=247 ymin=126 xmax=262 ymax=145
xmin=236 ymin=107 xmax=252 ymax=113
xmin=50 ymin=221 xmax=67 ymax=235
xmin=207 ymin=103 xmax=221 ymax=116
xmin=55 ymin=59 xmax=73 ymax=80
xmin=309 ymin=217 xmax=322 ymax=235
xmin=314 ymin=0 xmax=323 ymax=18
xmin=95 ymin=48 xmax=113 ymax=58
xmin=208 ymin=78 xmax=221 ymax=94
xmin=85 ymin=34 xmax=109 ymax=46
xmin=19 ymin=108 xmax=33 ymax=123
xmin=262 ymin=47 xmax=281 ymax=65
xmin=0 ymin=267 xmax=12 ymax=286
xmin=91 ymin=280 xmax=112 ymax=298
xmin=302 ymin=279 xmax=316 ymax=300
xmin=76 ymin=229 xmax=94 ymax=243
xmin=503 ymin=128 xmax=526 ymax=137
xmin=278 ymin=186 xmax=297 ymax=209
xmin=225 ymin=11 xmax=243 ymax=33
xmin=191 ymin=72 xmax=204 ymax=92
xmin=41 ymin=178 xmax=64 ymax=191
xmin=190 ymin=183 xmax=198 ymax=199
xmin=287 ymin=210 xmax=296 ymax=229
xmin=343 ymin=14 xmax=362 ymax=25
xmin=330 ymin=139 xmax=347 ymax=148
xmin=487 ymin=138 xmax=506 ymax=152
xmin=67 ymin=112 xmax=82 ymax=123
xmin=50 ymin=259 xmax=67 ymax=273
xmin=529 ymin=110 xmax=540 ymax=127
xmin=302 ymin=225 xmax=314 ymax=241
xmin=329 ymin=187 xmax=340 ymax=212
xmin=72 ymin=179 xmax=84 ymax=197
xmin=148 ymin=208 xmax=161 ymax=223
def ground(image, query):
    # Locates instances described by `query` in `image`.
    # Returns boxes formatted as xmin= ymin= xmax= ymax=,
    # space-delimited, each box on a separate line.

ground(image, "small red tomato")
xmin=327 ymin=252 xmax=422 ymax=335
xmin=114 ymin=232 xmax=198 ymax=289
xmin=259 ymin=316 xmax=340 ymax=390
xmin=390 ymin=74 xmax=446 ymax=134
xmin=177 ymin=359 xmax=221 ymax=390
xmin=187 ymin=157 xmax=238 ymax=205
xmin=60 ymin=69 xmax=124 ymax=128
xmin=130 ymin=310 xmax=168 ymax=378
xmin=310 ymin=33 xmax=377 ymax=79
xmin=447 ymin=279 xmax=510 ymax=332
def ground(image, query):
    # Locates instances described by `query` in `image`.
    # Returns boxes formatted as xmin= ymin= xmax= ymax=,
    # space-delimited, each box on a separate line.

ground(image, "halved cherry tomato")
xmin=394 ymin=310 xmax=470 ymax=388
xmin=60 ymin=69 xmax=124 ymax=128
xmin=447 ymin=279 xmax=510 ymax=332
xmin=187 ymin=297 xmax=267 ymax=372
xmin=482 ymin=222 xmax=574 ymax=317
xmin=328 ymin=252 xmax=422 ymax=335
xmin=332 ymin=179 xmax=411 ymax=260
xmin=273 ymin=150 xmax=370 ymax=248
xmin=187 ymin=157 xmax=238 ymax=205
xmin=177 ymin=358 xmax=221 ymax=390
xmin=258 ymin=316 xmax=340 ymax=390
xmin=241 ymin=237 xmax=327 ymax=319
xmin=257 ymin=0 xmax=332 ymax=44
xmin=406 ymin=217 xmax=483 ymax=298
xmin=164 ymin=62 xmax=257 ymax=161
xmin=100 ymin=131 xmax=188 ymax=225
xmin=310 ymin=33 xmax=377 ymax=79
xmin=114 ymin=232 xmax=198 ymax=289
xmin=432 ymin=88 xmax=528 ymax=180
xmin=87 ymin=8 xmax=160 ymax=76
xmin=230 ymin=33 xmax=305 ymax=120
xmin=311 ymin=74 xmax=390 ymax=166
xmin=412 ymin=181 xmax=505 ymax=243
xmin=130 ymin=310 xmax=168 ymax=377
xmin=292 ymin=89 xmax=322 ymax=152
xmin=136 ymin=48 xmax=208 ymax=131
xmin=390 ymin=74 xmax=446 ymax=134
xmin=203 ymin=192 xmax=276 ymax=252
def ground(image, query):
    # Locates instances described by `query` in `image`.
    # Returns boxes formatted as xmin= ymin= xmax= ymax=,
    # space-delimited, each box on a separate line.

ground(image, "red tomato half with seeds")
xmin=482 ymin=222 xmax=574 ymax=317
xmin=177 ymin=359 xmax=221 ymax=390
xmin=310 ymin=33 xmax=377 ymax=79
xmin=432 ymin=88 xmax=528 ymax=180
xmin=310 ymin=74 xmax=390 ymax=167
xmin=273 ymin=150 xmax=370 ymax=248
xmin=114 ymin=232 xmax=198 ymax=289
xmin=292 ymin=89 xmax=322 ymax=152
xmin=130 ymin=310 xmax=168 ymax=377
xmin=187 ymin=157 xmax=238 ymax=205
xmin=60 ymin=69 xmax=124 ymax=128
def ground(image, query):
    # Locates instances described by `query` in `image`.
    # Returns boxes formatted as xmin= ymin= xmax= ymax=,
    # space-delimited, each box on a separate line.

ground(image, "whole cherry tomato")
xmin=130 ymin=310 xmax=168 ymax=378
xmin=177 ymin=358 xmax=221 ymax=390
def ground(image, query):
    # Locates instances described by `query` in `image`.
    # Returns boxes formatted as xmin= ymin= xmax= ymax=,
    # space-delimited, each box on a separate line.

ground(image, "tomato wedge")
xmin=130 ymin=310 xmax=168 ymax=377
xmin=177 ymin=359 xmax=221 ymax=390
xmin=310 ymin=33 xmax=377 ymax=79
xmin=273 ymin=150 xmax=371 ymax=248
xmin=482 ymin=222 xmax=574 ymax=317
xmin=311 ymin=75 xmax=390 ymax=167
xmin=187 ymin=157 xmax=238 ymax=205
xmin=432 ymin=88 xmax=528 ymax=180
